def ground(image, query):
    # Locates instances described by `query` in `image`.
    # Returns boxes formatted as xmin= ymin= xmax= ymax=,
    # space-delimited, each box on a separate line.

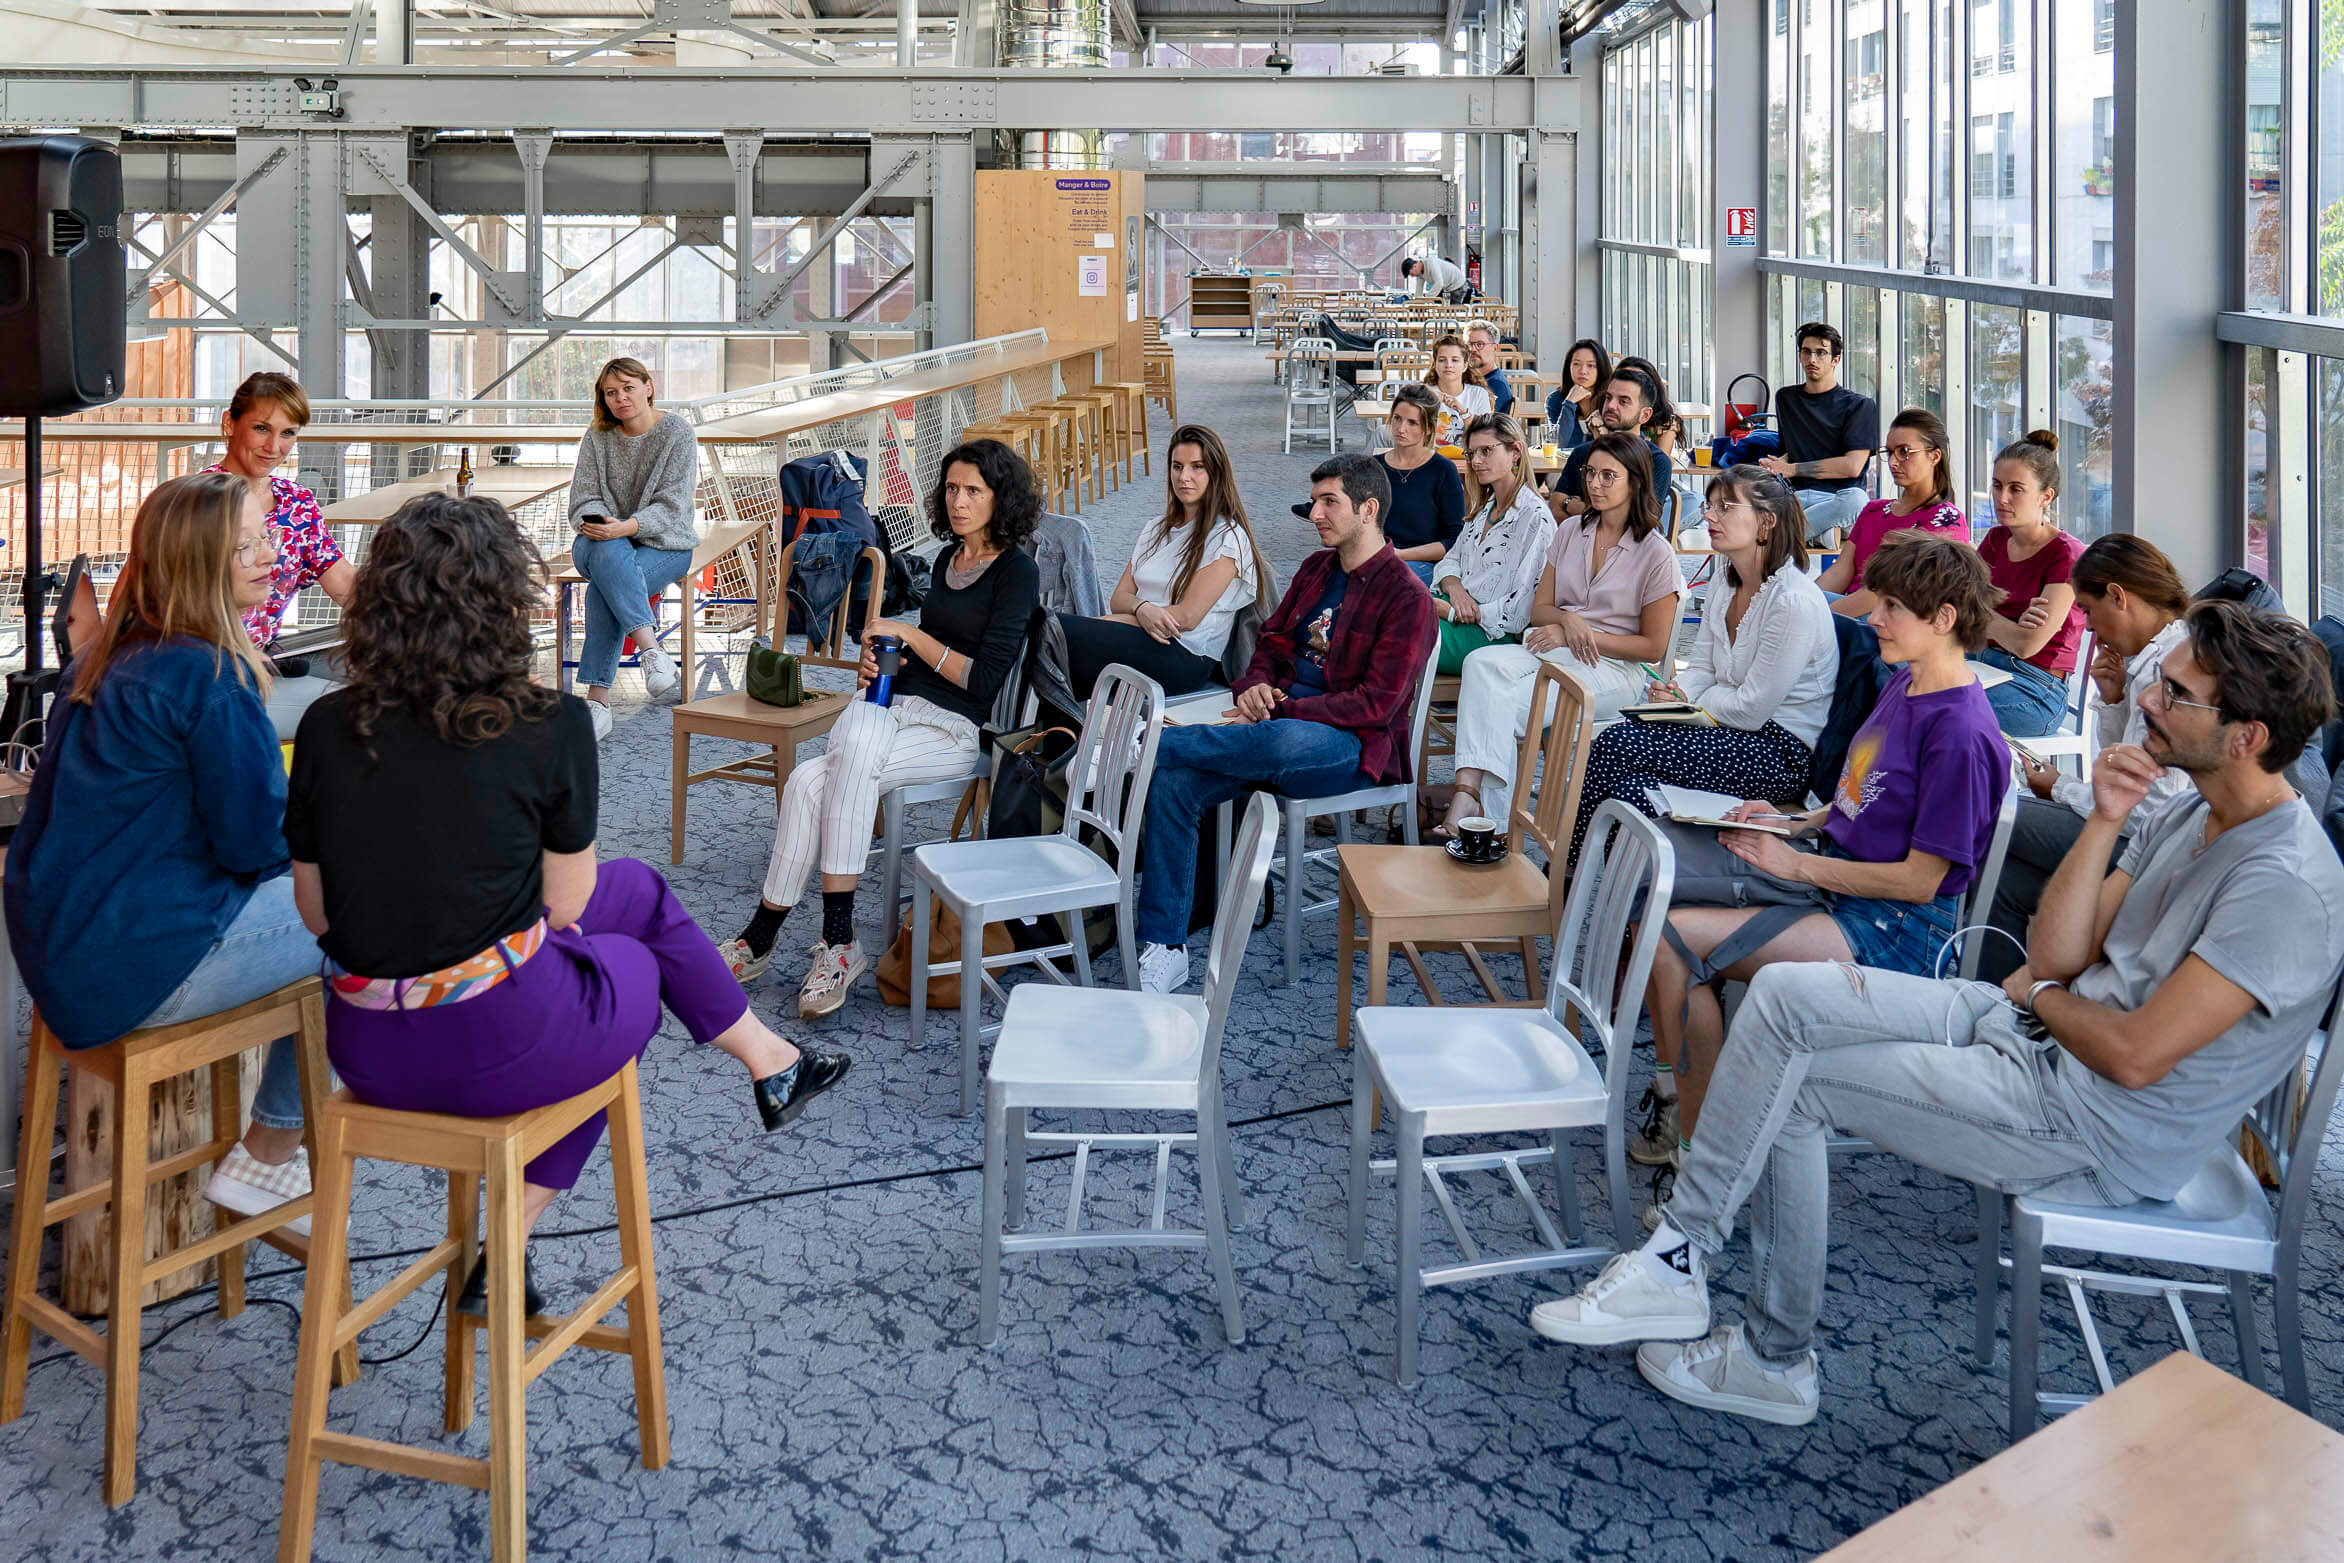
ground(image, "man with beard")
xmin=1523 ymin=599 xmax=2344 ymax=1426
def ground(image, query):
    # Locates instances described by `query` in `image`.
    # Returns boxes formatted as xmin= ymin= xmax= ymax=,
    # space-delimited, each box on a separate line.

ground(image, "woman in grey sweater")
xmin=570 ymin=356 xmax=703 ymax=738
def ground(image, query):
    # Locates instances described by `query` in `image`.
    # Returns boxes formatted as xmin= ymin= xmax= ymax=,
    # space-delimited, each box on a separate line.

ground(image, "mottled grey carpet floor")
xmin=4 ymin=338 xmax=2341 ymax=1562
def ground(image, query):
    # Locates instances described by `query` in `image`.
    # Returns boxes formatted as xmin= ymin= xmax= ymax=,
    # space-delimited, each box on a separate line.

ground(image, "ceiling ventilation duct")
xmin=1000 ymin=0 xmax=1110 ymax=168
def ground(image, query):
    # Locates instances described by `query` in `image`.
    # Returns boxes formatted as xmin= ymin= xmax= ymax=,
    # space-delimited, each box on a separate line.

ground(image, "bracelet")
xmin=2024 ymin=978 xmax=2067 ymax=1016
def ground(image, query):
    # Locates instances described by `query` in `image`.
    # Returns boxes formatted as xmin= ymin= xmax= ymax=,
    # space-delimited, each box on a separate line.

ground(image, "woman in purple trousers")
xmin=285 ymin=492 xmax=851 ymax=1315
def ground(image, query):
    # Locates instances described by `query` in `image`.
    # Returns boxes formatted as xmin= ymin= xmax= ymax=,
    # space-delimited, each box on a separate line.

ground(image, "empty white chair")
xmin=1346 ymin=800 xmax=1677 ymax=1386
xmin=1284 ymin=338 xmax=1341 ymax=455
xmin=976 ymin=791 xmax=1282 ymax=1347
xmin=909 ymin=663 xmax=1163 ymax=1115
xmin=1975 ymin=976 xmax=2344 ymax=1439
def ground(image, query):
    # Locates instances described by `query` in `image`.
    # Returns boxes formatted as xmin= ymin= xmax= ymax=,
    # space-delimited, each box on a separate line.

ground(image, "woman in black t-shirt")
xmin=286 ymin=493 xmax=849 ymax=1314
xmin=1375 ymin=383 xmax=1467 ymax=587
xmin=719 ymin=439 xmax=1043 ymax=1020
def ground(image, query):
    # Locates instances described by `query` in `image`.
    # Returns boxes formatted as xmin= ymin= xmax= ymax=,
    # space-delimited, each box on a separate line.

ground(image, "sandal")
xmin=1430 ymin=790 xmax=1481 ymax=841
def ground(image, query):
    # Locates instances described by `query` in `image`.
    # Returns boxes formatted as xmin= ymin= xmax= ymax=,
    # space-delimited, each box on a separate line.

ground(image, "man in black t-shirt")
xmin=1762 ymin=322 xmax=1879 ymax=545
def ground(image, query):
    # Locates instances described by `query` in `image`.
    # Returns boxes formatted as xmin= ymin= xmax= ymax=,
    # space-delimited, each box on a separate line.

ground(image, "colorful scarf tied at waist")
xmin=327 ymin=919 xmax=548 ymax=1011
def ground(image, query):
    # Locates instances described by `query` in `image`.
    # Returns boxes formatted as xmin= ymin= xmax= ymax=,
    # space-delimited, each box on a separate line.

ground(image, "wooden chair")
xmin=667 ymin=540 xmax=882 ymax=863
xmin=1334 ymin=662 xmax=1593 ymax=1049
xmin=277 ymin=1060 xmax=666 ymax=1563
xmin=2 ymin=980 xmax=355 ymax=1507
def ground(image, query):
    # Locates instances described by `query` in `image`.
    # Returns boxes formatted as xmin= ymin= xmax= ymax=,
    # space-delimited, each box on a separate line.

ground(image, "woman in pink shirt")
xmin=1971 ymin=430 xmax=2087 ymax=736
xmin=1817 ymin=407 xmax=1968 ymax=617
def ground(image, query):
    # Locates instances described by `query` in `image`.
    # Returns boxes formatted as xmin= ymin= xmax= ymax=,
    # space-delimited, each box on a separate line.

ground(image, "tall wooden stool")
xmin=1105 ymin=382 xmax=1152 ymax=478
xmin=1 ymin=979 xmax=353 ymax=1506
xmin=278 ymin=1059 xmax=667 ymax=1563
xmin=1062 ymin=390 xmax=1126 ymax=494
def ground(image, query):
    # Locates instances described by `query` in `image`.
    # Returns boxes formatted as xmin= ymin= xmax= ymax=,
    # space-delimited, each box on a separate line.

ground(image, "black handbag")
xmin=985 ymin=724 xmax=1080 ymax=841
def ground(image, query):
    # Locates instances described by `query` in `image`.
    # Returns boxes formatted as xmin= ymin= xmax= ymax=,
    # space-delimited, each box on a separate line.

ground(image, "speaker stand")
xmin=19 ymin=413 xmax=41 ymax=677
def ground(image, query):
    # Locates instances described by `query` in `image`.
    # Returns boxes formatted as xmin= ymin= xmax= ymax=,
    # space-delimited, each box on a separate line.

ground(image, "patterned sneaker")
xmin=1528 ymin=1244 xmax=1710 ymax=1346
xmin=205 ymin=1144 xmax=312 ymax=1238
xmin=716 ymin=934 xmax=774 ymax=985
xmin=1628 ymin=1087 xmax=1681 ymax=1166
xmin=1636 ymin=1325 xmax=1820 ymax=1426
xmin=797 ymin=940 xmax=868 ymax=1019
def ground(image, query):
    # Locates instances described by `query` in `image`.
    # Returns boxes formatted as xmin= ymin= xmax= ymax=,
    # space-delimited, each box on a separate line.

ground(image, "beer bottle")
xmin=457 ymin=446 xmax=474 ymax=498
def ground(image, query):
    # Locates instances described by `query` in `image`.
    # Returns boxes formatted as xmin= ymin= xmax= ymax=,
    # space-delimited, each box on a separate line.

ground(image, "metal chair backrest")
xmin=1954 ymin=762 xmax=2023 ymax=980
xmin=1198 ymin=792 xmax=1281 ymax=1070
xmin=1551 ymin=801 xmax=1676 ymax=1101
xmin=1288 ymin=339 xmax=1337 ymax=398
xmin=2259 ymin=974 xmax=2344 ymax=1253
xmin=1508 ymin=661 xmax=1595 ymax=905
xmin=1373 ymin=337 xmax=1415 ymax=377
xmin=1059 ymin=662 xmax=1165 ymax=872
xmin=1400 ymin=623 xmax=1442 ymax=782
xmin=773 ymin=538 xmax=885 ymax=671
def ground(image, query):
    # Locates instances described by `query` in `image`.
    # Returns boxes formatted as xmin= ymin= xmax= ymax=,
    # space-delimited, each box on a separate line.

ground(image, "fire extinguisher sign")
xmin=1725 ymin=207 xmax=1758 ymax=247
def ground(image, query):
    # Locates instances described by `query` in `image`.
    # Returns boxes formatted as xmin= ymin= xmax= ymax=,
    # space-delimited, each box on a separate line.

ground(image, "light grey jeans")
xmin=1794 ymin=484 xmax=1869 ymax=544
xmin=1667 ymin=960 xmax=2139 ymax=1365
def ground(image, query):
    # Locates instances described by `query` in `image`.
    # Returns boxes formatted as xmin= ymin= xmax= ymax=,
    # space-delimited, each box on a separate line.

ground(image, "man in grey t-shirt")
xmin=1524 ymin=600 xmax=2344 ymax=1426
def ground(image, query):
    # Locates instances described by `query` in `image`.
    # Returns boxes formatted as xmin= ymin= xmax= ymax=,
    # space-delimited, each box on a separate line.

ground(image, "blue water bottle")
xmin=865 ymin=635 xmax=901 ymax=707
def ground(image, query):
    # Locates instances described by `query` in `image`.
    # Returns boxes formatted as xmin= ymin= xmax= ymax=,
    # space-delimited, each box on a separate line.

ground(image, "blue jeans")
xmin=1972 ymin=646 xmax=2071 ymax=737
xmin=574 ymin=534 xmax=696 ymax=689
xmin=135 ymin=876 xmax=322 ymax=1130
xmin=1402 ymin=559 xmax=1438 ymax=586
xmin=1793 ymin=484 xmax=1867 ymax=544
xmin=1136 ymin=719 xmax=1368 ymax=947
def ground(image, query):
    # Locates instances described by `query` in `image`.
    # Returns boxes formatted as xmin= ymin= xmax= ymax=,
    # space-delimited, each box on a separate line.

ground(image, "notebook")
xmin=1646 ymin=784 xmax=1807 ymax=836
xmin=1618 ymin=701 xmax=1719 ymax=726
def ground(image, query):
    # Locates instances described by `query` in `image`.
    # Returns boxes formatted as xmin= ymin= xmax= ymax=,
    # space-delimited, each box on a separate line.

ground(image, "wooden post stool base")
xmin=1 ymin=978 xmax=353 ymax=1507
xmin=278 ymin=1058 xmax=668 ymax=1563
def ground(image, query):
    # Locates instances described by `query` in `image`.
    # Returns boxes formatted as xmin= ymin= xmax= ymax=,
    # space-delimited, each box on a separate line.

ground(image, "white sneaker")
xmin=205 ymin=1144 xmax=313 ymax=1239
xmin=1637 ymin=1325 xmax=1820 ymax=1426
xmin=1529 ymin=1244 xmax=1710 ymax=1346
xmin=797 ymin=940 xmax=868 ymax=1018
xmin=1137 ymin=942 xmax=1189 ymax=996
xmin=638 ymin=640 xmax=682 ymax=702
xmin=587 ymin=699 xmax=614 ymax=742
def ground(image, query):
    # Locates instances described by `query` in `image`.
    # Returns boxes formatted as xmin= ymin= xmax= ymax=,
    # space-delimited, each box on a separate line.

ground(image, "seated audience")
xmin=1551 ymin=367 xmax=1674 ymax=523
xmin=5 ymin=471 xmax=320 ymax=1228
xmin=1432 ymin=413 xmax=1555 ymax=675
xmin=1376 ymin=384 xmax=1468 ymax=585
xmin=1567 ymin=467 xmax=1836 ymax=866
xmin=722 ymin=440 xmax=1042 ymax=1015
xmin=1973 ymin=430 xmax=2088 ymax=737
xmin=1817 ymin=407 xmax=1968 ymax=617
xmin=569 ymin=355 xmax=703 ymax=741
xmin=1545 ymin=337 xmax=1612 ymax=450
xmin=1059 ymin=424 xmax=1273 ymax=701
xmin=1465 ymin=320 xmax=1515 ymax=417
xmin=1530 ymin=600 xmax=2344 ymax=1430
xmin=1633 ymin=535 xmax=2009 ymax=1161
xmin=1442 ymin=433 xmax=1682 ymax=835
xmin=1977 ymin=534 xmax=2193 ymax=982
xmin=287 ymin=493 xmax=848 ymax=1316
xmin=206 ymin=372 xmax=354 ymax=738
xmin=1421 ymin=334 xmax=1494 ymax=447
xmin=1760 ymin=321 xmax=1879 ymax=544
xmin=1132 ymin=454 xmax=1434 ymax=996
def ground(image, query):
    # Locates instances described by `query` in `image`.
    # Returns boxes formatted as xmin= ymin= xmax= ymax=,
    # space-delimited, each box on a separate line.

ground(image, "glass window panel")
xmin=2246 ymin=352 xmax=2272 ymax=580
xmin=1902 ymin=291 xmax=1947 ymax=417
xmin=2053 ymin=0 xmax=2115 ymax=290
xmin=1605 ymin=53 xmax=1621 ymax=235
xmin=1641 ymin=35 xmax=1658 ymax=240
xmin=1846 ymin=0 xmax=1888 ymax=265
xmin=2318 ymin=2 xmax=2344 ymax=314
xmin=2054 ymin=315 xmax=2114 ymax=537
xmin=1966 ymin=0 xmax=2030 ymax=280
xmin=1969 ymin=303 xmax=2023 ymax=528
xmin=2319 ymin=361 xmax=2344 ymax=614
xmin=1769 ymin=0 xmax=1792 ymax=253
xmin=1657 ymin=29 xmax=1676 ymax=247
xmin=1799 ymin=0 xmax=1834 ymax=256
xmin=1847 ymin=286 xmax=1882 ymax=409
xmin=1683 ymin=19 xmax=1704 ymax=248
xmin=1898 ymin=0 xmax=1944 ymax=269
xmin=1796 ymin=276 xmax=1827 ymax=335
xmin=2245 ymin=0 xmax=2284 ymax=311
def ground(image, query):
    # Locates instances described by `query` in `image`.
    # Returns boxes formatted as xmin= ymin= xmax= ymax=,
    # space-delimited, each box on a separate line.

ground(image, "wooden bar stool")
xmin=278 ymin=1058 xmax=667 ymax=1563
xmin=1 ymin=979 xmax=353 ymax=1507
xmin=1062 ymin=390 xmax=1125 ymax=495
xmin=1105 ymin=382 xmax=1152 ymax=479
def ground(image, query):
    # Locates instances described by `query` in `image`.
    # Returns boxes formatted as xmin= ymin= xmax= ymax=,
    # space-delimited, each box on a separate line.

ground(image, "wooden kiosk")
xmin=973 ymin=170 xmax=1147 ymax=389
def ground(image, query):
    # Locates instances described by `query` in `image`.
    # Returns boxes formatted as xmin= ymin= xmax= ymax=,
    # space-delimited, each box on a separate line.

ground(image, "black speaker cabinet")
xmin=0 ymin=135 xmax=126 ymax=418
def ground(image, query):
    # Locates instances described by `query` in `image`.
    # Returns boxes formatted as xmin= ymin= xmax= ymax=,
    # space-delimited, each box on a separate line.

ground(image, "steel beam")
xmin=1142 ymin=165 xmax=1452 ymax=215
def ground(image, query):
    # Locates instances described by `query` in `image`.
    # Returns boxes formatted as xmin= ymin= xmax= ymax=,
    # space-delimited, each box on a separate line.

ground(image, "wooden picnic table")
xmin=318 ymin=465 xmax=573 ymax=524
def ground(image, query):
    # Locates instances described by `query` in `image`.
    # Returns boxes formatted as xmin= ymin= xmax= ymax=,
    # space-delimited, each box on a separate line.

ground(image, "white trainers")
xmin=638 ymin=640 xmax=682 ymax=702
xmin=1636 ymin=1325 xmax=1820 ymax=1426
xmin=1137 ymin=942 xmax=1189 ymax=996
xmin=587 ymin=699 xmax=614 ymax=742
xmin=797 ymin=940 xmax=867 ymax=1018
xmin=205 ymin=1144 xmax=313 ymax=1238
xmin=716 ymin=934 xmax=773 ymax=985
xmin=1529 ymin=1244 xmax=1710 ymax=1346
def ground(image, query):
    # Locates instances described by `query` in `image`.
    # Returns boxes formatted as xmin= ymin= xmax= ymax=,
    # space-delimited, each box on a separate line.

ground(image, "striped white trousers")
xmin=762 ymin=693 xmax=982 ymax=906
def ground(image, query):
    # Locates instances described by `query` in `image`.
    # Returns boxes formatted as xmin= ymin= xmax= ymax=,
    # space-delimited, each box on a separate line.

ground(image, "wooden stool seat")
xmin=2 ymin=979 xmax=352 ymax=1506
xmin=1104 ymin=381 xmax=1153 ymax=478
xmin=278 ymin=1060 xmax=667 ymax=1563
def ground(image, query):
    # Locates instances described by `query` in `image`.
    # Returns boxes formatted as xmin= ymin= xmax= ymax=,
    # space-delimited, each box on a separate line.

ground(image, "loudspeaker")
xmin=0 ymin=135 xmax=126 ymax=417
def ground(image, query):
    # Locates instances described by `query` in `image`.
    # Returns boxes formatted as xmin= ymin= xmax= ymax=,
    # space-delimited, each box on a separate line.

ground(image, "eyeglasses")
xmin=1880 ymin=445 xmax=1930 ymax=462
xmin=2141 ymin=676 xmax=2223 ymax=717
xmin=234 ymin=538 xmax=275 ymax=565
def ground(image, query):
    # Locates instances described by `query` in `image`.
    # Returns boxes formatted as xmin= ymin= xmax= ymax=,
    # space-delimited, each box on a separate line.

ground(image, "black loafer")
xmin=754 ymin=1049 xmax=854 ymax=1132
xmin=454 ymin=1249 xmax=546 ymax=1320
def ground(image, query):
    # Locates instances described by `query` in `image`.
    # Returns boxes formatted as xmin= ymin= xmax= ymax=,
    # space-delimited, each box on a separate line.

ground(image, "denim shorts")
xmin=1825 ymin=889 xmax=1960 ymax=976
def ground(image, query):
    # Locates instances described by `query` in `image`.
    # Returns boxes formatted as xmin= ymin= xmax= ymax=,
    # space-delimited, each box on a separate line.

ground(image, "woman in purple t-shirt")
xmin=1971 ymin=430 xmax=2087 ymax=736
xmin=1644 ymin=534 xmax=2012 ymax=1150
xmin=1817 ymin=407 xmax=1968 ymax=618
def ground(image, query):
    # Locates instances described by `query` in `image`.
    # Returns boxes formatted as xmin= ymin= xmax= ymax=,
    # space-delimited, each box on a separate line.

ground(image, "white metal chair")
xmin=873 ymin=660 xmax=1038 ymax=927
xmin=1284 ymin=338 xmax=1342 ymax=454
xmin=1346 ymin=801 xmax=1677 ymax=1386
xmin=976 ymin=791 xmax=1281 ymax=1347
xmin=908 ymin=664 xmax=1165 ymax=1115
xmin=2014 ymin=631 xmax=2098 ymax=775
xmin=1975 ymin=976 xmax=2344 ymax=1440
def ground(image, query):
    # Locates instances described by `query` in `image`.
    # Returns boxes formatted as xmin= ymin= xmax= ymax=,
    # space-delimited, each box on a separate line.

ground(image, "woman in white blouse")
xmin=1564 ymin=465 xmax=1838 ymax=866
xmin=1432 ymin=413 xmax=1555 ymax=674
xmin=1060 ymin=423 xmax=1275 ymax=700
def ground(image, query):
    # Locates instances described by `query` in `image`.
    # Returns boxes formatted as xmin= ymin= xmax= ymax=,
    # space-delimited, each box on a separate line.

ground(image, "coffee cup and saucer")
xmin=1443 ymin=816 xmax=1506 ymax=866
